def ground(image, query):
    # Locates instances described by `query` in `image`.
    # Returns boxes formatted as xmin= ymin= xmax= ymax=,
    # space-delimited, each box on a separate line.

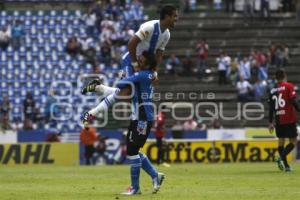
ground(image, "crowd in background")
xmin=65 ymin=0 xmax=144 ymax=74
xmin=0 ymin=0 xmax=145 ymax=132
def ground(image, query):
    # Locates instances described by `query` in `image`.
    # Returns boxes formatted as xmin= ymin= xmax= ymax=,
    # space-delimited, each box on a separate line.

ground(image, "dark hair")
xmin=160 ymin=5 xmax=177 ymax=20
xmin=275 ymin=68 xmax=286 ymax=81
xmin=142 ymin=51 xmax=157 ymax=70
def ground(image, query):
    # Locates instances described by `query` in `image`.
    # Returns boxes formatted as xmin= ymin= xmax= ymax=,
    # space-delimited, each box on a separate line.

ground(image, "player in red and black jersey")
xmin=269 ymin=69 xmax=300 ymax=171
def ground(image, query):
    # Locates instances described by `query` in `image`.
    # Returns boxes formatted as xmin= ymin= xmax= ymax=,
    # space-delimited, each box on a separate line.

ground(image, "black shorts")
xmin=275 ymin=123 xmax=298 ymax=138
xmin=126 ymin=120 xmax=153 ymax=155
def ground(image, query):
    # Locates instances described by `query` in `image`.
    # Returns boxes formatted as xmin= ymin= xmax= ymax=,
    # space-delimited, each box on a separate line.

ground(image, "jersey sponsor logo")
xmin=137 ymin=121 xmax=147 ymax=135
xmin=276 ymin=110 xmax=286 ymax=115
xmin=270 ymin=86 xmax=285 ymax=94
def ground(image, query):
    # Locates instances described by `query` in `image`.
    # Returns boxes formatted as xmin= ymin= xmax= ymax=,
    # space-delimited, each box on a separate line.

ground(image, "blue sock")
xmin=139 ymin=152 xmax=158 ymax=179
xmin=127 ymin=155 xmax=141 ymax=190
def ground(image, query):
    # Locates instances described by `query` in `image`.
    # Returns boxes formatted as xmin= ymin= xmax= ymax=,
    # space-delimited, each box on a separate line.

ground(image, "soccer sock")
xmin=282 ymin=143 xmax=295 ymax=167
xmin=95 ymin=85 xmax=119 ymax=96
xmin=88 ymin=93 xmax=117 ymax=116
xmin=127 ymin=155 xmax=141 ymax=190
xmin=283 ymin=143 xmax=295 ymax=157
xmin=139 ymin=152 xmax=158 ymax=179
xmin=278 ymin=146 xmax=284 ymax=158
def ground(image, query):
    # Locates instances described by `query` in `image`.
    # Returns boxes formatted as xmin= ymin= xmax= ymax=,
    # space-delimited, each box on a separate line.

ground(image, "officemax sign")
xmin=141 ymin=140 xmax=291 ymax=163
xmin=0 ymin=143 xmax=79 ymax=166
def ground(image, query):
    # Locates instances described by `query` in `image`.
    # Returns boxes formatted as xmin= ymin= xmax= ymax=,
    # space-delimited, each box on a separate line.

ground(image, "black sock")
xmin=282 ymin=143 xmax=295 ymax=168
xmin=278 ymin=146 xmax=284 ymax=158
xmin=283 ymin=143 xmax=295 ymax=157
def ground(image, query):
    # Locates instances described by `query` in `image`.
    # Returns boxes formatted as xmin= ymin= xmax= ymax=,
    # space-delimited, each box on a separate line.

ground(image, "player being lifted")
xmin=81 ymin=5 xmax=178 ymax=122
xmin=116 ymin=51 xmax=164 ymax=195
xmin=269 ymin=69 xmax=300 ymax=172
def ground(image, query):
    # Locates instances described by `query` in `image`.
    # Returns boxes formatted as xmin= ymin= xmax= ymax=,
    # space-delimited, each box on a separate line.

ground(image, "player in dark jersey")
xmin=269 ymin=69 xmax=300 ymax=172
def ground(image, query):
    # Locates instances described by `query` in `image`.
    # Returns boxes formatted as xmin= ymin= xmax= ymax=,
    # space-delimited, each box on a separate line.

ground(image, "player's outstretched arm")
xmin=128 ymin=35 xmax=141 ymax=67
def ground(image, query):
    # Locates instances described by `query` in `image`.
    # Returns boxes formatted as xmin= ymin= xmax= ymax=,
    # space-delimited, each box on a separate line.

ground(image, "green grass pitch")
xmin=1 ymin=163 xmax=300 ymax=200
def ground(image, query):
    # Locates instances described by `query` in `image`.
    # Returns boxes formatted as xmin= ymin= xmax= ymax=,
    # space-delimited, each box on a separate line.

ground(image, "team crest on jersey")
xmin=137 ymin=121 xmax=147 ymax=135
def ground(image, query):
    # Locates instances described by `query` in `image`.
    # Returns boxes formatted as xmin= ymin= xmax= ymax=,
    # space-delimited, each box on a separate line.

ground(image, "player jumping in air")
xmin=81 ymin=5 xmax=178 ymax=122
xmin=269 ymin=69 xmax=300 ymax=172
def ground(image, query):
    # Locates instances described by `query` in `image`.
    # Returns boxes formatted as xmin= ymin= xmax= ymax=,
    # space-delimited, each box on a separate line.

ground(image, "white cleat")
xmin=153 ymin=172 xmax=165 ymax=194
xmin=120 ymin=186 xmax=141 ymax=196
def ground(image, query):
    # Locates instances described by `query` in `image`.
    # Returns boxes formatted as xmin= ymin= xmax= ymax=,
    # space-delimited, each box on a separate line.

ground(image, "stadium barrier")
xmin=0 ymin=130 xmax=17 ymax=144
xmin=141 ymin=140 xmax=292 ymax=163
xmin=0 ymin=143 xmax=79 ymax=166
xmin=1 ymin=129 xmax=297 ymax=165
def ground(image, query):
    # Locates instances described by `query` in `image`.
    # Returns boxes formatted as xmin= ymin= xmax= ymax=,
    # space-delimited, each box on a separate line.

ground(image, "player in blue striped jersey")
xmin=81 ymin=5 xmax=178 ymax=119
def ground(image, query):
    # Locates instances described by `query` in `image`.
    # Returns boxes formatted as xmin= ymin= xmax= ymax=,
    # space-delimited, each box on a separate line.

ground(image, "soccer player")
xmin=82 ymin=51 xmax=165 ymax=195
xmin=81 ymin=5 xmax=178 ymax=120
xmin=117 ymin=51 xmax=164 ymax=195
xmin=269 ymin=69 xmax=300 ymax=172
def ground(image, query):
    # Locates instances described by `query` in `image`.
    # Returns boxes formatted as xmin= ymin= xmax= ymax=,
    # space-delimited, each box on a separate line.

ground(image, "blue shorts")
xmin=121 ymin=52 xmax=134 ymax=78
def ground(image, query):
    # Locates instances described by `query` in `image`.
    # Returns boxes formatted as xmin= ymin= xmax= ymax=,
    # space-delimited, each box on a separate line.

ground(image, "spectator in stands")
xmin=216 ymin=51 xmax=227 ymax=85
xmin=283 ymin=44 xmax=290 ymax=66
xmin=197 ymin=117 xmax=207 ymax=131
xmin=0 ymin=26 xmax=11 ymax=50
xmin=228 ymin=57 xmax=239 ymax=85
xmin=101 ymin=40 xmax=112 ymax=66
xmin=65 ymin=36 xmax=81 ymax=57
xmin=183 ymin=118 xmax=198 ymax=130
xmin=225 ymin=0 xmax=235 ymax=12
xmin=254 ymin=49 xmax=267 ymax=68
xmin=224 ymin=51 xmax=231 ymax=77
xmin=184 ymin=0 xmax=191 ymax=13
xmin=282 ymin=0 xmax=293 ymax=12
xmin=83 ymin=9 xmax=97 ymax=38
xmin=243 ymin=0 xmax=254 ymax=23
xmin=0 ymin=95 xmax=11 ymax=120
xmin=181 ymin=52 xmax=194 ymax=76
xmin=268 ymin=42 xmax=278 ymax=66
xmin=239 ymin=56 xmax=251 ymax=81
xmin=184 ymin=0 xmax=197 ymax=13
xmin=131 ymin=0 xmax=144 ymax=24
xmin=91 ymin=1 xmax=104 ymax=33
xmin=165 ymin=54 xmax=180 ymax=75
xmin=80 ymin=125 xmax=100 ymax=165
xmin=23 ymin=92 xmax=35 ymax=121
xmin=45 ymin=90 xmax=56 ymax=123
xmin=79 ymin=36 xmax=97 ymax=66
xmin=0 ymin=115 xmax=12 ymax=132
xmin=195 ymin=39 xmax=209 ymax=79
xmin=261 ymin=0 xmax=270 ymax=19
xmin=211 ymin=118 xmax=222 ymax=129
xmin=23 ymin=118 xmax=33 ymax=130
xmin=236 ymin=75 xmax=253 ymax=102
xmin=33 ymin=108 xmax=44 ymax=129
xmin=276 ymin=44 xmax=289 ymax=67
xmin=11 ymin=20 xmax=25 ymax=49
xmin=253 ymin=79 xmax=267 ymax=101
xmin=213 ymin=0 xmax=222 ymax=10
